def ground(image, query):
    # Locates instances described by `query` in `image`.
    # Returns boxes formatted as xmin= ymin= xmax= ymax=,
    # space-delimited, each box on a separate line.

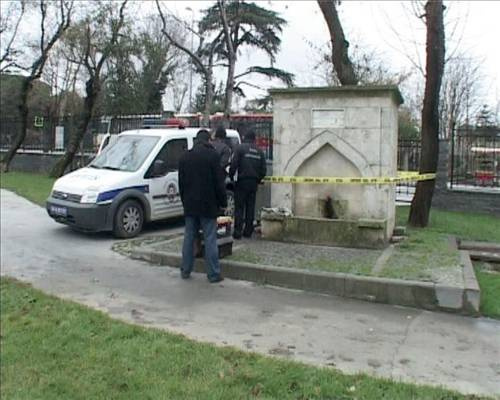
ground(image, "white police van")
xmin=46 ymin=126 xmax=240 ymax=238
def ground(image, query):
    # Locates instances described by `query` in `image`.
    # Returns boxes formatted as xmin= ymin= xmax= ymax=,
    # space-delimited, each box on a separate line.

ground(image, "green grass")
xmin=396 ymin=205 xmax=500 ymax=243
xmin=1 ymin=277 xmax=486 ymax=400
xmin=227 ymin=249 xmax=263 ymax=264
xmin=474 ymin=263 xmax=500 ymax=319
xmin=303 ymin=258 xmax=374 ymax=275
xmin=381 ymin=229 xmax=460 ymax=281
xmin=0 ymin=171 xmax=55 ymax=206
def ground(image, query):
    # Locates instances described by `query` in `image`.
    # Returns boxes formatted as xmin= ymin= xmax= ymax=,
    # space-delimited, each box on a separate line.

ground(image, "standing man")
xmin=229 ymin=129 xmax=267 ymax=239
xmin=211 ymin=126 xmax=232 ymax=176
xmin=178 ymin=129 xmax=227 ymax=283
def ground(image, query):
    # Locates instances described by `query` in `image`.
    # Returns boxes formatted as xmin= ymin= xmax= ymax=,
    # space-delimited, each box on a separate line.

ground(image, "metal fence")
xmin=397 ymin=139 xmax=421 ymax=201
xmin=450 ymin=131 xmax=499 ymax=188
xmin=228 ymin=118 xmax=273 ymax=160
xmin=11 ymin=114 xmax=498 ymax=192
xmin=0 ymin=115 xmax=108 ymax=153
xmin=185 ymin=114 xmax=274 ymax=160
xmin=0 ymin=113 xmax=275 ymax=160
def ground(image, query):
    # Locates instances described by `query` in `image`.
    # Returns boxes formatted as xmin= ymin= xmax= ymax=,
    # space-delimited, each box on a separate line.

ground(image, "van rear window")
xmin=90 ymin=135 xmax=159 ymax=172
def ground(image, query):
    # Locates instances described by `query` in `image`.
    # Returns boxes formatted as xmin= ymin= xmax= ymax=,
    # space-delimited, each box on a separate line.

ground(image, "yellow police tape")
xmin=262 ymin=171 xmax=436 ymax=185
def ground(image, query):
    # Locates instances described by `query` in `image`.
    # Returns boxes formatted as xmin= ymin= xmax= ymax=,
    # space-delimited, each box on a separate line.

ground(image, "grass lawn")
xmin=396 ymin=205 xmax=500 ymax=243
xmin=474 ymin=263 xmax=500 ymax=320
xmin=0 ymin=171 xmax=55 ymax=206
xmin=380 ymin=228 xmax=460 ymax=282
xmin=1 ymin=277 xmax=486 ymax=400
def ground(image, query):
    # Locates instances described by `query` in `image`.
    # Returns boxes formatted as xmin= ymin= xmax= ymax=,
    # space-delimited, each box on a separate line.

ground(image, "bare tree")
xmin=156 ymin=0 xmax=222 ymax=127
xmin=0 ymin=0 xmax=27 ymax=72
xmin=167 ymin=60 xmax=189 ymax=112
xmin=217 ymin=0 xmax=235 ymax=123
xmin=312 ymin=39 xmax=411 ymax=87
xmin=317 ymin=0 xmax=358 ymax=85
xmin=42 ymin=42 xmax=82 ymax=119
xmin=50 ymin=1 xmax=128 ymax=177
xmin=1 ymin=0 xmax=73 ymax=172
xmin=409 ymin=0 xmax=445 ymax=227
xmin=439 ymin=54 xmax=483 ymax=139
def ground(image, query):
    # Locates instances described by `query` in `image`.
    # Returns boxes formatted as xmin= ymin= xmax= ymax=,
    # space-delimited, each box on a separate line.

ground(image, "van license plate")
xmin=50 ymin=205 xmax=67 ymax=217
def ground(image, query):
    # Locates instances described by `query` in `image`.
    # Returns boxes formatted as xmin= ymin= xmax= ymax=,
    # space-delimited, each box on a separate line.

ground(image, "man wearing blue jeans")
xmin=178 ymin=130 xmax=227 ymax=283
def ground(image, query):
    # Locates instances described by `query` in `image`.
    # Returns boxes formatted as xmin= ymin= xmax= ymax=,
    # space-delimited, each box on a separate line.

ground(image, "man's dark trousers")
xmin=234 ymin=178 xmax=258 ymax=238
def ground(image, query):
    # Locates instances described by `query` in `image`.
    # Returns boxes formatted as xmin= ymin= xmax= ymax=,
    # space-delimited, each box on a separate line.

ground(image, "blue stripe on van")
xmin=97 ymin=185 xmax=149 ymax=202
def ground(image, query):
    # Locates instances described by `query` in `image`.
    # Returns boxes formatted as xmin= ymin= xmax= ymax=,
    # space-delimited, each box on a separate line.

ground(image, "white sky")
xmin=2 ymin=1 xmax=499 ymax=112
xmin=162 ymin=0 xmax=500 ymax=111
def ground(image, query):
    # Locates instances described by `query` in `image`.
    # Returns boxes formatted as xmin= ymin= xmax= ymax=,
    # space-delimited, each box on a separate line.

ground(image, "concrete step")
xmin=467 ymin=250 xmax=500 ymax=263
xmin=393 ymin=226 xmax=407 ymax=236
xmin=390 ymin=235 xmax=405 ymax=243
xmin=459 ymin=240 xmax=500 ymax=253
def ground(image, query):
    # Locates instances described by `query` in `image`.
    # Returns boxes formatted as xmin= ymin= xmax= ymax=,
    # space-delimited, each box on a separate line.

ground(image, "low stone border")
xmin=130 ymin=247 xmax=480 ymax=316
xmin=458 ymin=240 xmax=500 ymax=263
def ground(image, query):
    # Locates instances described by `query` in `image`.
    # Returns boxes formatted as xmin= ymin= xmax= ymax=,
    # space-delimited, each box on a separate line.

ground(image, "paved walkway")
xmin=1 ymin=189 xmax=499 ymax=398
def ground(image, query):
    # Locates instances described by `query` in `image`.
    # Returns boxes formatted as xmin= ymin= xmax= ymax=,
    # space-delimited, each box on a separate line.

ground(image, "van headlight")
xmin=80 ymin=188 xmax=100 ymax=204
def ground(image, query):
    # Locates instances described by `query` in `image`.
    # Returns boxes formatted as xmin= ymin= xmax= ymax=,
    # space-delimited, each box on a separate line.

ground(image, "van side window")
xmin=165 ymin=139 xmax=188 ymax=172
xmin=148 ymin=138 xmax=188 ymax=177
xmin=224 ymin=137 xmax=239 ymax=151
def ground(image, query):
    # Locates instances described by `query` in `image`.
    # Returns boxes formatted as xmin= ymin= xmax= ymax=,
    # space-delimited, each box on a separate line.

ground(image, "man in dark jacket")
xmin=229 ymin=129 xmax=267 ymax=239
xmin=211 ymin=126 xmax=232 ymax=175
xmin=178 ymin=129 xmax=227 ymax=282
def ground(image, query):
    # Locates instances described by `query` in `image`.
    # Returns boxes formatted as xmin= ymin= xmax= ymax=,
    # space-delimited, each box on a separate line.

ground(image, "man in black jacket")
xmin=178 ymin=129 xmax=227 ymax=283
xmin=211 ymin=126 xmax=232 ymax=176
xmin=229 ymin=129 xmax=267 ymax=239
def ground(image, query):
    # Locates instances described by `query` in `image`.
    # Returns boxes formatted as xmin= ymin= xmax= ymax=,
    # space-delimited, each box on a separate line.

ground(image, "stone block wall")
xmin=0 ymin=150 xmax=93 ymax=174
xmin=269 ymin=86 xmax=403 ymax=239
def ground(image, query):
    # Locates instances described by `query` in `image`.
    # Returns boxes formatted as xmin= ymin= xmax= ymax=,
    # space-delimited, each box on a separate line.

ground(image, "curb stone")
xmin=130 ymin=248 xmax=481 ymax=315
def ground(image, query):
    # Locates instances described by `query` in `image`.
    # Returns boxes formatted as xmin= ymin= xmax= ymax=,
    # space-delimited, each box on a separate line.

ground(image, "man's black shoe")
xmin=181 ymin=272 xmax=191 ymax=279
xmin=209 ymin=276 xmax=224 ymax=283
xmin=243 ymin=232 xmax=252 ymax=238
xmin=233 ymin=233 xmax=242 ymax=240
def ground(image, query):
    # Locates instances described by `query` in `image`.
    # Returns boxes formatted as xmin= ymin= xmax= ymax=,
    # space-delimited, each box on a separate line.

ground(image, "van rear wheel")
xmin=224 ymin=190 xmax=235 ymax=217
xmin=113 ymin=199 xmax=144 ymax=238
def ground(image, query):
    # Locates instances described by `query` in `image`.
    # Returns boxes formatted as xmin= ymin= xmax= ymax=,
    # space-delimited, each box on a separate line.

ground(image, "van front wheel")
xmin=113 ymin=200 xmax=144 ymax=238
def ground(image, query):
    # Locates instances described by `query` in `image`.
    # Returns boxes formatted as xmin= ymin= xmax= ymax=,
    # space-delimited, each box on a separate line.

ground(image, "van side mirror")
xmin=152 ymin=159 xmax=167 ymax=177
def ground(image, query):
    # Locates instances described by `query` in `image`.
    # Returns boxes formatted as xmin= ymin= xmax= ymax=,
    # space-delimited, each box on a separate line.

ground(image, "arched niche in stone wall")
xmin=285 ymin=130 xmax=375 ymax=219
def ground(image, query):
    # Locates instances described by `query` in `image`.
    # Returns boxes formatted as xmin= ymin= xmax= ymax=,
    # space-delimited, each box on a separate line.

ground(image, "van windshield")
xmin=90 ymin=135 xmax=159 ymax=172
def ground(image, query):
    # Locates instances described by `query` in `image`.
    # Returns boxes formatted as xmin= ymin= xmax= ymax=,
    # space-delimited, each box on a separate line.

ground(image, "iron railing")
xmin=397 ymin=139 xmax=421 ymax=201
xmin=450 ymin=131 xmax=499 ymax=188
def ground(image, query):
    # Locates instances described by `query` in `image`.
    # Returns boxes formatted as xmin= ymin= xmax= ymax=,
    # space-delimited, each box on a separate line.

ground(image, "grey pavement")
xmin=1 ymin=189 xmax=499 ymax=398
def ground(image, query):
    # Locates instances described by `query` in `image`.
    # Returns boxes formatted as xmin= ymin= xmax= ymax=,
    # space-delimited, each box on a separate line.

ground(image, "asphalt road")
xmin=1 ymin=189 xmax=499 ymax=398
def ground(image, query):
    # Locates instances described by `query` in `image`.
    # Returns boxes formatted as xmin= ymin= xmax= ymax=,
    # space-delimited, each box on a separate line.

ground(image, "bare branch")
xmin=218 ymin=0 xmax=235 ymax=59
xmin=40 ymin=1 xmax=47 ymax=53
xmin=95 ymin=0 xmax=128 ymax=74
xmin=236 ymin=80 xmax=264 ymax=91
xmin=378 ymin=2 xmax=425 ymax=76
xmin=0 ymin=1 xmax=26 ymax=71
xmin=32 ymin=0 xmax=74 ymax=79
xmin=160 ymin=4 xmax=202 ymax=39
xmin=317 ymin=0 xmax=358 ymax=85
xmin=155 ymin=0 xmax=206 ymax=74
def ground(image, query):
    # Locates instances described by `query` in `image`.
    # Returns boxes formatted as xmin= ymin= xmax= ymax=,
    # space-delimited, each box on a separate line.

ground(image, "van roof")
xmin=119 ymin=127 xmax=240 ymax=139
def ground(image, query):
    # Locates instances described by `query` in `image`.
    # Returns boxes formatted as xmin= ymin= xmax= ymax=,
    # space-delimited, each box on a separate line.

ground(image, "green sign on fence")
xmin=34 ymin=116 xmax=44 ymax=128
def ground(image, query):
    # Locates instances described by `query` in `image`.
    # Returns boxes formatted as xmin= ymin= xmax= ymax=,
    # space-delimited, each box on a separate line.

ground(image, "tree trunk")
xmin=1 ymin=77 xmax=34 ymax=172
xmin=218 ymin=0 xmax=237 ymax=128
xmin=223 ymin=58 xmax=235 ymax=127
xmin=317 ymin=0 xmax=358 ymax=86
xmin=201 ymin=68 xmax=214 ymax=128
xmin=49 ymin=77 xmax=99 ymax=177
xmin=409 ymin=1 xmax=445 ymax=227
